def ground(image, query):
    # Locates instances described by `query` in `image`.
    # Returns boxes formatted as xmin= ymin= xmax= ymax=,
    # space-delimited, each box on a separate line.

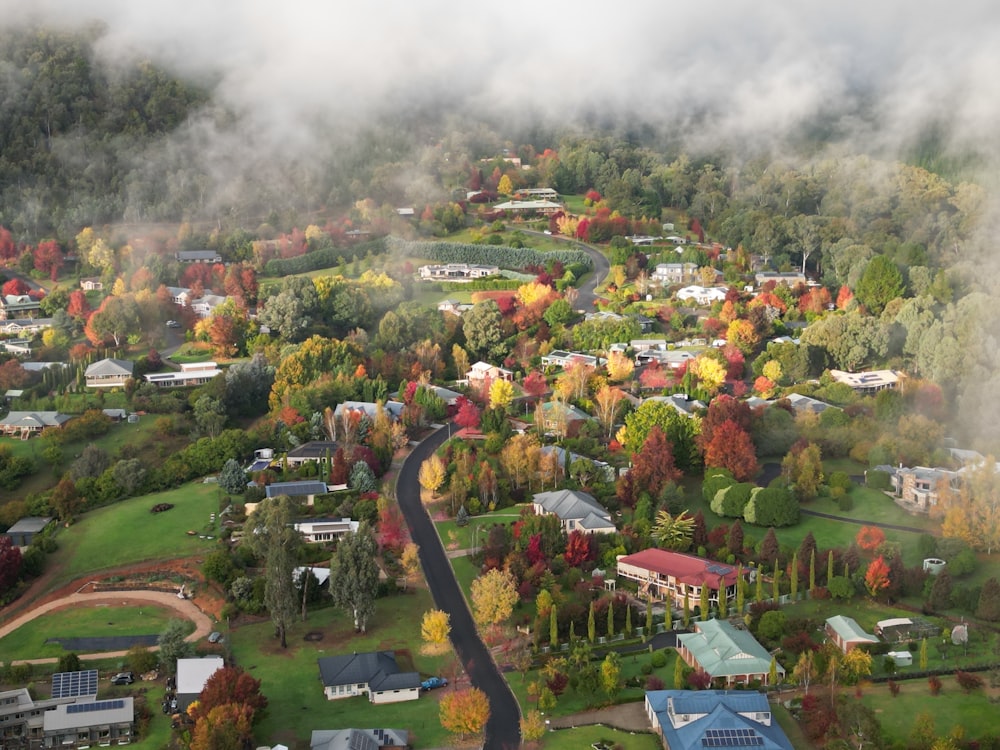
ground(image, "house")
xmin=540 ymin=350 xmax=604 ymax=369
xmin=43 ymin=698 xmax=135 ymax=748
xmin=145 ymin=361 xmax=222 ymax=388
xmin=829 ymin=369 xmax=902 ymax=394
xmin=755 ymin=271 xmax=807 ymax=287
xmin=389 ymin=384 xmax=464 ymax=407
xmin=266 ymin=480 xmax=330 ymax=505
xmin=295 ymin=566 xmax=331 ymax=588
xmin=464 ymin=361 xmax=513 ymax=385
xmin=532 ymin=489 xmax=615 ymax=534
xmin=294 ymin=518 xmax=359 ymax=543
xmin=247 ymin=447 xmax=275 ymax=473
xmin=418 ymin=263 xmax=500 ymax=280
xmin=616 ymin=549 xmax=743 ymax=610
xmin=645 ymin=690 xmax=793 ymax=750
xmin=176 ymin=657 xmax=224 ymax=712
xmin=825 ymin=615 xmax=879 ymax=653
xmin=286 ymin=441 xmax=340 ymax=468
xmin=630 ymin=339 xmax=668 ymax=353
xmin=782 ymin=393 xmax=837 ymax=415
xmin=2 ymin=339 xmax=34 ymax=356
xmin=645 ymin=394 xmax=706 ymax=417
xmin=0 ymin=294 xmax=41 ymax=320
xmin=333 ymin=401 xmax=404 ymax=423
xmin=625 ymin=235 xmax=657 ymax=246
xmin=3 ymin=517 xmax=53 ymax=547
xmin=0 ymin=688 xmax=70 ymax=745
xmin=492 ymin=199 xmax=563 ymax=215
xmin=677 ymin=620 xmax=785 ymax=686
xmin=871 ymin=464 xmax=959 ymax=514
xmin=539 ymin=445 xmax=615 ymax=483
xmin=0 ymin=411 xmax=73 ymax=438
xmin=85 ymin=358 xmax=134 ymax=389
xmin=635 ymin=348 xmax=696 ymax=369
xmin=79 ymin=277 xmax=104 ymax=291
xmin=652 ymin=263 xmax=699 ymax=285
xmin=539 ymin=400 xmax=593 ymax=436
xmin=437 ymin=299 xmax=473 ymax=316
xmin=513 ymin=187 xmax=559 ymax=201
xmin=176 ymin=250 xmax=223 ymax=263
xmin=676 ymin=285 xmax=728 ymax=305
xmin=317 ymin=652 xmax=421 ymax=704
xmin=310 ymin=728 xmax=410 ymax=750
xmin=0 ymin=317 xmax=53 ymax=335
xmin=190 ymin=293 xmax=228 ymax=318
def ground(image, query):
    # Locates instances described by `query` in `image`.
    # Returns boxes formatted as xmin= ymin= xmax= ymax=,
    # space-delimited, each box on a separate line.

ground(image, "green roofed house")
xmin=677 ymin=619 xmax=784 ymax=687
xmin=825 ymin=615 xmax=879 ymax=653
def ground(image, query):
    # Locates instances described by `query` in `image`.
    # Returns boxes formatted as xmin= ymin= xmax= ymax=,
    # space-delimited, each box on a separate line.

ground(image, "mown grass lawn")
xmin=228 ymin=589 xmax=456 ymax=749
xmin=0 ymin=604 xmax=174 ymax=660
xmin=858 ymin=675 xmax=1000 ymax=743
xmin=435 ymin=505 xmax=527 ymax=552
xmin=543 ymin=724 xmax=661 ymax=750
xmin=50 ymin=481 xmax=221 ymax=584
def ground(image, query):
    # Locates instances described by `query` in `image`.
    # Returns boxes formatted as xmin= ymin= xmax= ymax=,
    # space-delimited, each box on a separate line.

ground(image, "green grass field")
xmin=0 ymin=604 xmax=174 ymax=660
xmin=228 ymin=589 xmax=455 ymax=749
xmin=49 ymin=481 xmax=221 ymax=584
xmin=543 ymin=724 xmax=661 ymax=750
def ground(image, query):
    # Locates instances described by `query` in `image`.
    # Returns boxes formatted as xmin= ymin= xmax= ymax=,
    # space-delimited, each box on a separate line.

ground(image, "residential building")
xmin=782 ymin=392 xmax=837 ymax=415
xmin=676 ymin=285 xmax=728 ymax=305
xmin=513 ymin=187 xmax=558 ymax=201
xmin=85 ymin=358 xmax=134 ymax=389
xmin=190 ymin=293 xmax=228 ymax=318
xmin=825 ymin=615 xmax=879 ymax=653
xmin=635 ymin=348 xmax=696 ymax=369
xmin=176 ymin=250 xmax=223 ymax=263
xmin=0 ymin=294 xmax=41 ymax=320
xmin=465 ymin=361 xmax=513 ymax=385
xmin=79 ymin=277 xmax=103 ymax=292
xmin=286 ymin=440 xmax=340 ymax=468
xmin=676 ymin=619 xmax=785 ymax=686
xmin=539 ymin=445 xmax=615 ymax=483
xmin=0 ymin=411 xmax=73 ymax=438
xmin=630 ymin=339 xmax=668 ymax=353
xmin=0 ymin=688 xmax=71 ymax=745
xmin=176 ymin=657 xmax=224 ymax=712
xmin=645 ymin=690 xmax=793 ymax=750
xmin=3 ymin=517 xmax=53 ymax=547
xmin=145 ymin=361 xmax=222 ymax=388
xmin=644 ymin=394 xmax=706 ymax=417
xmin=540 ymin=350 xmax=605 ymax=369
xmin=2 ymin=339 xmax=34 ymax=356
xmin=265 ymin=480 xmax=330 ymax=505
xmin=616 ymin=549 xmax=743 ymax=610
xmin=333 ymin=401 xmax=404 ymax=423
xmin=653 ymin=263 xmax=699 ymax=285
xmin=491 ymin=199 xmax=563 ymax=215
xmin=539 ymin=400 xmax=593 ymax=436
xmin=532 ymin=489 xmax=615 ymax=534
xmin=0 ymin=317 xmax=53 ymax=336
xmin=418 ymin=263 xmax=499 ymax=280
xmin=43 ymin=698 xmax=135 ymax=748
xmin=317 ymin=652 xmax=421 ymax=704
xmin=871 ymin=464 xmax=958 ymax=514
xmin=437 ymin=299 xmax=473 ymax=316
xmin=829 ymin=369 xmax=902 ymax=394
xmin=755 ymin=271 xmax=807 ymax=287
xmin=310 ymin=728 xmax=409 ymax=750
xmin=294 ymin=518 xmax=359 ymax=543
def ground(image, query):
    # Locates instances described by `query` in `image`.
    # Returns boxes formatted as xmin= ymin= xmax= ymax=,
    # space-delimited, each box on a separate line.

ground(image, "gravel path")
xmin=0 ymin=587 xmax=215 ymax=666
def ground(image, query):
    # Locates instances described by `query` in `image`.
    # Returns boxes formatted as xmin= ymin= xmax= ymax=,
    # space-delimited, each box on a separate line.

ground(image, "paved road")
xmin=521 ymin=229 xmax=609 ymax=311
xmin=396 ymin=425 xmax=521 ymax=750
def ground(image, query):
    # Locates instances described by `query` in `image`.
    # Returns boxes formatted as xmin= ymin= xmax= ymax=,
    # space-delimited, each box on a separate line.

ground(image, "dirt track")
xmin=0 ymin=587 xmax=215 ymax=666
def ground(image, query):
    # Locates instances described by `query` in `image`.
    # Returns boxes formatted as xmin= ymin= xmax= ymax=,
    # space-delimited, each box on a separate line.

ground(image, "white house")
xmin=465 ymin=361 xmax=514 ymax=385
xmin=145 ymin=361 xmax=222 ymax=388
xmin=418 ymin=263 xmax=499 ymax=280
xmin=293 ymin=518 xmax=359 ymax=543
xmin=676 ymin=285 xmax=728 ymax=305
xmin=85 ymin=358 xmax=134 ymax=389
xmin=317 ymin=652 xmax=421 ymax=704
xmin=532 ymin=489 xmax=615 ymax=534
xmin=829 ymin=369 xmax=902 ymax=394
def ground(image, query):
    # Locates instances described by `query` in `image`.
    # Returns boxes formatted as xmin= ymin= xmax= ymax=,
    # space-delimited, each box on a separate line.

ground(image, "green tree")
xmin=550 ymin=602 xmax=558 ymax=645
xmin=856 ymin=255 xmax=905 ymax=315
xmin=329 ymin=524 xmax=380 ymax=633
xmin=462 ymin=300 xmax=505 ymax=360
xmin=193 ymin=395 xmax=227 ymax=439
xmin=699 ymin=584 xmax=710 ymax=620
xmin=976 ymin=577 xmax=1000 ymax=621
xmin=674 ymin=652 xmax=686 ymax=688
xmin=919 ymin=638 xmax=928 ymax=670
xmin=218 ymin=458 xmax=248 ymax=495
xmin=652 ymin=510 xmax=695 ymax=550
xmin=606 ymin=599 xmax=615 ymax=638
xmin=158 ymin=619 xmax=194 ymax=672
xmin=588 ymin=601 xmax=596 ymax=642
xmin=57 ymin=652 xmax=82 ymax=673
xmin=600 ymin=652 xmax=621 ymax=699
xmin=246 ymin=496 xmax=300 ymax=647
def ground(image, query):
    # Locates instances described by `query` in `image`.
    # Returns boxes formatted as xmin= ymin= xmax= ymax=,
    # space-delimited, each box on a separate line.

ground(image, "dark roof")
xmin=317 ymin=651 xmax=420 ymax=692
xmin=266 ymin=480 xmax=329 ymax=498
xmin=287 ymin=441 xmax=339 ymax=459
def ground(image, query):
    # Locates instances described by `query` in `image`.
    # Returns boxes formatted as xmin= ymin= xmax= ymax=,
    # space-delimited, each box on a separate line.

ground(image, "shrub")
xmin=836 ymin=493 xmax=854 ymax=511
xmin=640 ymin=663 xmax=653 ymax=675
xmin=650 ymin=650 xmax=668 ymax=668
xmin=888 ymin=679 xmax=900 ymax=696
xmin=828 ymin=471 xmax=853 ymax=492
xmin=928 ymin=675 xmax=942 ymax=695
xmin=956 ymin=670 xmax=983 ymax=693
xmin=646 ymin=675 xmax=665 ymax=691
xmin=866 ymin=470 xmax=891 ymax=490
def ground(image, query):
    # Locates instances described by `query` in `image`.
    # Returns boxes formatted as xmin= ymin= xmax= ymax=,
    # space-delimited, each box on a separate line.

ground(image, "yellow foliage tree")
xmin=762 ymin=359 xmax=783 ymax=383
xmin=421 ymin=609 xmax=452 ymax=655
xmin=497 ymin=174 xmax=513 ymax=196
xmin=489 ymin=377 xmax=516 ymax=410
xmin=470 ymin=567 xmax=519 ymax=627
xmin=556 ymin=214 xmax=578 ymax=237
xmin=520 ymin=710 xmax=547 ymax=742
xmin=418 ymin=454 xmax=446 ymax=497
xmin=692 ymin=356 xmax=726 ymax=393
xmin=401 ymin=542 xmax=421 ymax=580
xmin=517 ymin=281 xmax=555 ymax=308
xmin=440 ymin=688 xmax=491 ymax=739
xmin=87 ymin=238 xmax=116 ymax=274
xmin=606 ymin=351 xmax=634 ymax=382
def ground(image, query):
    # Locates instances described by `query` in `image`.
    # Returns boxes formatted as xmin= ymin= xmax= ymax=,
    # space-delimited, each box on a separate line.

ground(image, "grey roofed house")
xmin=333 ymin=400 xmax=405 ymax=422
xmin=532 ymin=489 xmax=615 ymax=534
xmin=317 ymin=651 xmax=421 ymax=703
xmin=3 ymin=516 xmax=53 ymax=546
xmin=176 ymin=250 xmax=223 ymax=263
xmin=310 ymin=728 xmax=409 ymax=750
xmin=43 ymin=697 xmax=135 ymax=746
xmin=0 ymin=411 xmax=73 ymax=436
xmin=266 ymin=480 xmax=330 ymax=503
xmin=286 ymin=440 xmax=340 ymax=467
xmin=85 ymin=357 xmax=135 ymax=388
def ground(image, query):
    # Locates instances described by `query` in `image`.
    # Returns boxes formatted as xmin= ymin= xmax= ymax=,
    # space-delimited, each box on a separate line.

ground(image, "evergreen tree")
xmin=699 ymin=584 xmax=710 ymax=621
xmin=329 ymin=524 xmax=380 ymax=633
xmin=246 ymin=496 xmax=300 ymax=648
xmin=790 ymin=552 xmax=799 ymax=600
xmin=550 ymin=603 xmax=558 ymax=645
xmin=674 ymin=653 xmax=686 ymax=689
xmin=588 ymin=601 xmax=596 ymax=642
xmin=606 ymin=599 xmax=615 ymax=637
xmin=976 ymin=577 xmax=1000 ymax=621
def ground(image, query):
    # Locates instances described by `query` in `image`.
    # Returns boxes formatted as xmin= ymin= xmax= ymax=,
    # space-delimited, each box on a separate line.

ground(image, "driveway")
xmin=396 ymin=425 xmax=521 ymax=750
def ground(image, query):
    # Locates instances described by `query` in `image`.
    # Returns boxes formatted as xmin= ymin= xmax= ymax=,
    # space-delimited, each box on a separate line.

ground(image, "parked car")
xmin=208 ymin=631 xmax=224 ymax=643
xmin=110 ymin=672 xmax=134 ymax=685
xmin=421 ymin=676 xmax=448 ymax=691
xmin=165 ymin=320 xmax=181 ymax=328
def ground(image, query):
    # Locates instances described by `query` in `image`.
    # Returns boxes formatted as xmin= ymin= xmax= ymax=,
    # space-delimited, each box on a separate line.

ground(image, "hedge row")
xmin=388 ymin=237 xmax=592 ymax=271
xmin=264 ymin=237 xmax=388 ymax=276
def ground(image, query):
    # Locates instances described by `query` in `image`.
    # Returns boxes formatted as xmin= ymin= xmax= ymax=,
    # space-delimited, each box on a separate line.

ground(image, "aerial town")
xmin=1 ymin=6 xmax=999 ymax=750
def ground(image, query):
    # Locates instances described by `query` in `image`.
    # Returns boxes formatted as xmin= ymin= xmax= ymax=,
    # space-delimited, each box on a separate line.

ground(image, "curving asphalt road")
xmin=396 ymin=425 xmax=521 ymax=750
xmin=521 ymin=229 xmax=610 ymax=312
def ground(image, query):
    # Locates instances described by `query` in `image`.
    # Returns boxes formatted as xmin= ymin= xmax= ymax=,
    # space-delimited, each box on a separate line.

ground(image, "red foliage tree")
xmin=546 ymin=671 xmax=569 ymax=696
xmin=277 ymin=405 xmax=304 ymax=426
xmin=2 ymin=278 xmax=29 ymax=296
xmin=855 ymin=526 xmax=885 ymax=553
xmin=702 ymin=419 xmax=758 ymax=481
xmin=686 ymin=670 xmax=712 ymax=690
xmin=377 ymin=504 xmax=409 ymax=553
xmin=864 ymin=555 xmax=891 ymax=598
xmin=522 ymin=370 xmax=548 ymax=401
xmin=330 ymin=447 xmax=349 ymax=485
xmin=0 ymin=226 xmax=15 ymax=260
xmin=454 ymin=397 xmax=482 ymax=431
xmin=627 ymin=425 xmax=682 ymax=502
xmin=639 ymin=361 xmax=669 ymax=390
xmin=722 ymin=345 xmax=745 ymax=380
xmin=191 ymin=666 xmax=267 ymax=722
xmin=836 ymin=285 xmax=854 ymax=310
xmin=526 ymin=534 xmax=546 ymax=565
xmin=33 ymin=240 xmax=64 ymax=281
xmin=0 ymin=536 xmax=24 ymax=595
xmin=563 ymin=530 xmax=595 ymax=568
xmin=699 ymin=395 xmax=753 ymax=450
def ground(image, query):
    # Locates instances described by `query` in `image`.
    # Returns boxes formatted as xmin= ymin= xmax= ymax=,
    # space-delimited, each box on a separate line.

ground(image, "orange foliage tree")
xmin=703 ymin=420 xmax=758 ymax=482
xmin=855 ymin=526 xmax=885 ymax=553
xmin=864 ymin=556 xmax=891 ymax=598
xmin=439 ymin=687 xmax=491 ymax=739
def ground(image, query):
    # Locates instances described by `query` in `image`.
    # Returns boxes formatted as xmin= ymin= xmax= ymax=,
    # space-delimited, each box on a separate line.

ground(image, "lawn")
xmin=542 ymin=724 xmax=661 ymax=750
xmin=228 ymin=588 xmax=456 ymax=749
xmin=50 ymin=481 xmax=222 ymax=584
xmin=0 ymin=604 xmax=174 ymax=660
xmin=435 ymin=505 xmax=527 ymax=552
xmin=858 ymin=675 xmax=1000 ymax=742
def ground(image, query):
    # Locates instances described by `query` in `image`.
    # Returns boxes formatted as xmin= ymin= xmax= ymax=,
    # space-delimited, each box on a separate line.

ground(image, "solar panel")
xmin=66 ymin=700 xmax=125 ymax=715
xmin=706 ymin=564 xmax=733 ymax=575
xmin=701 ymin=728 xmax=764 ymax=747
xmin=51 ymin=670 xmax=99 ymax=699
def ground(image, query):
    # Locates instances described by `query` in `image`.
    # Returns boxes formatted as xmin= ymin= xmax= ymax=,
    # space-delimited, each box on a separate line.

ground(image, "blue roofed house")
xmin=676 ymin=619 xmax=784 ymax=686
xmin=645 ymin=690 xmax=792 ymax=750
xmin=531 ymin=489 xmax=616 ymax=534
xmin=310 ymin=728 xmax=409 ymax=750
xmin=317 ymin=652 xmax=421 ymax=704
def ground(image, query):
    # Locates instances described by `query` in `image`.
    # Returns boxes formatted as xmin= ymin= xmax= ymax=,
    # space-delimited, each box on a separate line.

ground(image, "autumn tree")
xmin=489 ymin=377 xmax=516 ymax=411
xmin=471 ymin=567 xmax=518 ymax=628
xmin=189 ymin=703 xmax=254 ymax=750
xmin=606 ymin=350 xmax=634 ymax=382
xmin=191 ymin=666 xmax=267 ymax=723
xmin=418 ymin=454 xmax=446 ymax=497
xmin=520 ymin=709 xmax=546 ymax=743
xmin=454 ymin=397 xmax=481 ymax=430
xmin=329 ymin=524 xmax=380 ymax=633
xmin=440 ymin=687 xmax=491 ymax=739
xmin=703 ymin=419 xmax=758 ymax=481
xmin=421 ymin=609 xmax=452 ymax=655
xmin=624 ymin=425 xmax=682 ymax=504
xmin=782 ymin=442 xmax=824 ymax=502
xmin=856 ymin=526 xmax=886 ymax=553
xmin=865 ymin=556 xmax=891 ymax=598
xmin=593 ymin=385 xmax=625 ymax=441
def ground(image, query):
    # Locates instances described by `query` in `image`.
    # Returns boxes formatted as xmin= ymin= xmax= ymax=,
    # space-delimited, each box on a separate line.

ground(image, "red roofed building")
xmin=616 ymin=549 xmax=744 ymax=610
